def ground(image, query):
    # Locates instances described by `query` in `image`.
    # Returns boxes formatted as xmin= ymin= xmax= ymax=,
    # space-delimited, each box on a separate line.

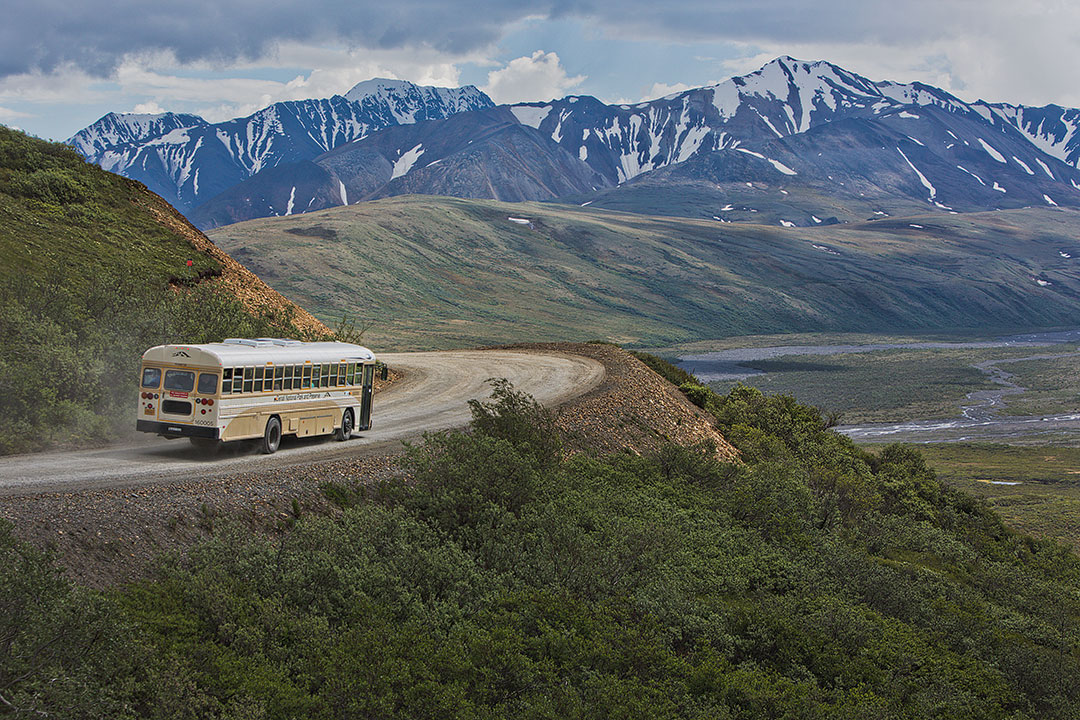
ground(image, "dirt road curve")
xmin=0 ymin=349 xmax=605 ymax=496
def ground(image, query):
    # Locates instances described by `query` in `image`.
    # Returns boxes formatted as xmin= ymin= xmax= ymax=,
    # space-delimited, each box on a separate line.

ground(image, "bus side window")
xmin=311 ymin=364 xmax=320 ymax=388
xmin=242 ymin=367 xmax=254 ymax=394
xmin=233 ymin=368 xmax=245 ymax=394
xmin=254 ymin=366 xmax=265 ymax=392
xmin=222 ymin=368 xmax=232 ymax=394
xmin=274 ymin=366 xmax=284 ymax=391
xmin=347 ymin=363 xmax=356 ymax=386
xmin=281 ymin=365 xmax=292 ymax=391
xmin=302 ymin=365 xmax=312 ymax=389
xmin=336 ymin=363 xmax=346 ymax=386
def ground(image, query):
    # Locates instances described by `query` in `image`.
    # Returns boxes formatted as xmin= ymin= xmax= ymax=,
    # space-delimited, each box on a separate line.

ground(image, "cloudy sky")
xmin=4 ymin=0 xmax=1079 ymax=141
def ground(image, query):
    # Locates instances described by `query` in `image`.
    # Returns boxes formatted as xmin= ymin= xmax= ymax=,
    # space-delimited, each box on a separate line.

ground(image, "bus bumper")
xmin=137 ymin=420 xmax=219 ymax=439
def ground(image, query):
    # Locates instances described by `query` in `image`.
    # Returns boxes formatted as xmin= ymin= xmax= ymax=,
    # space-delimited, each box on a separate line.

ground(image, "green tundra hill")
xmin=4 ymin=373 xmax=1080 ymax=718
xmin=209 ymin=195 xmax=1080 ymax=350
xmin=0 ymin=126 xmax=327 ymax=454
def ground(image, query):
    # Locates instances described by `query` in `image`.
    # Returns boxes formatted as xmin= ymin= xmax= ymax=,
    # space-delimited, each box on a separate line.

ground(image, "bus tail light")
xmin=207 ymin=399 xmax=214 ymax=406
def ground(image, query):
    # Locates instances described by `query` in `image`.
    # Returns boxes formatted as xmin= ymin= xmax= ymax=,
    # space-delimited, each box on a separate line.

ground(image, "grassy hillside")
xmin=209 ymin=196 xmax=1080 ymax=350
xmin=4 ymin=381 xmax=1080 ymax=717
xmin=0 ymin=127 xmax=329 ymax=453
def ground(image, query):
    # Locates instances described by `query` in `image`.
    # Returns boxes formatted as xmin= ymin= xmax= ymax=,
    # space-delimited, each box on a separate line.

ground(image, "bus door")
xmin=359 ymin=364 xmax=374 ymax=430
xmin=159 ymin=368 xmax=197 ymax=421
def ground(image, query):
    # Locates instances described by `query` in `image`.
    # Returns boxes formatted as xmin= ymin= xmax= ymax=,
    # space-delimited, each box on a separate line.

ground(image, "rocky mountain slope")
xmin=189 ymin=107 xmax=609 ymax=228
xmin=68 ymin=79 xmax=493 ymax=215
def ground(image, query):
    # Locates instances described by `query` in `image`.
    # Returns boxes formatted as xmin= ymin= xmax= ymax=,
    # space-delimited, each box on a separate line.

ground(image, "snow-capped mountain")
xmin=508 ymin=56 xmax=1080 ymax=190
xmin=71 ymin=57 xmax=1080 ymax=228
xmin=67 ymin=80 xmax=493 ymax=213
xmin=972 ymin=102 xmax=1080 ymax=168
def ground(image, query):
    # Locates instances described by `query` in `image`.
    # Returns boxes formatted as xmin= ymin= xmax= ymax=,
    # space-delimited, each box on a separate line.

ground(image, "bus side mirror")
xmin=377 ymin=362 xmax=388 ymax=381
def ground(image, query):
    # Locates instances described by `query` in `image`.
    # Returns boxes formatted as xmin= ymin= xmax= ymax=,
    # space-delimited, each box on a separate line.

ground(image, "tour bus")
xmin=136 ymin=338 xmax=378 ymax=453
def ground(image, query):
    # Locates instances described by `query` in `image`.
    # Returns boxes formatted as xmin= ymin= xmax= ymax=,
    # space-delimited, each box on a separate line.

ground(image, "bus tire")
xmin=262 ymin=417 xmax=282 ymax=454
xmin=335 ymin=409 xmax=354 ymax=441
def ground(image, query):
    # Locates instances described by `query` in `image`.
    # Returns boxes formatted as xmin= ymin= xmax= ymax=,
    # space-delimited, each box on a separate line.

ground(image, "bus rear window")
xmin=197 ymin=373 xmax=219 ymax=394
xmin=141 ymin=367 xmax=161 ymax=388
xmin=164 ymin=370 xmax=195 ymax=392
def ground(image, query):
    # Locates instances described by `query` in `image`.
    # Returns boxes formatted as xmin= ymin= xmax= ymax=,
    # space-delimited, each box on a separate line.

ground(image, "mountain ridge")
xmin=67 ymin=78 xmax=494 ymax=214
xmin=69 ymin=57 xmax=1080 ymax=230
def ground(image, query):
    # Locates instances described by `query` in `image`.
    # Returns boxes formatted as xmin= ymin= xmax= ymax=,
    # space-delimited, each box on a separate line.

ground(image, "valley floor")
xmin=661 ymin=329 xmax=1080 ymax=549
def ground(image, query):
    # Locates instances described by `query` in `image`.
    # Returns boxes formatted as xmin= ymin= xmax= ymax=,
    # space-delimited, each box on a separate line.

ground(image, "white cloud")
xmin=483 ymin=51 xmax=585 ymax=104
xmin=642 ymin=82 xmax=692 ymax=101
xmin=0 ymin=105 xmax=32 ymax=120
xmin=0 ymin=43 xmax=487 ymax=132
xmin=131 ymin=101 xmax=165 ymax=114
xmin=0 ymin=65 xmax=108 ymax=105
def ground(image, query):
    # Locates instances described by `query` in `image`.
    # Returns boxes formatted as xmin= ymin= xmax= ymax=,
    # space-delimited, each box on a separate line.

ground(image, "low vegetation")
xmin=0 ymin=127 xmax=323 ymax=454
xmin=4 ymin=377 xmax=1080 ymax=718
xmin=919 ymin=443 xmax=1080 ymax=548
xmin=995 ymin=353 xmax=1080 ymax=417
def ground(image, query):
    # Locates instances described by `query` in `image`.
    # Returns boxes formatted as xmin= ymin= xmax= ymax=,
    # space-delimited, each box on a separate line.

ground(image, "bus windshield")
xmin=164 ymin=369 xmax=195 ymax=392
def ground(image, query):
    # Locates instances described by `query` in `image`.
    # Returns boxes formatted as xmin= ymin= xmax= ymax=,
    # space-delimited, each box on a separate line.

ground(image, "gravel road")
xmin=0 ymin=349 xmax=604 ymax=496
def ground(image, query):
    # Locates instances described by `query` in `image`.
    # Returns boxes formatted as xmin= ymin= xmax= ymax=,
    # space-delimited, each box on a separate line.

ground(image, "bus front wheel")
xmin=335 ymin=409 xmax=354 ymax=441
xmin=262 ymin=417 xmax=282 ymax=454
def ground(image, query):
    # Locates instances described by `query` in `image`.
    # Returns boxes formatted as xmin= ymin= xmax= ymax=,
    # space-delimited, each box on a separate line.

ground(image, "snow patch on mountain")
xmin=391 ymin=143 xmax=425 ymax=180
xmin=977 ymin=138 xmax=1007 ymax=163
xmin=1012 ymin=156 xmax=1035 ymax=175
xmin=956 ymin=165 xmax=986 ymax=186
xmin=511 ymin=105 xmax=552 ymax=129
xmin=897 ymin=147 xmax=936 ymax=200
xmin=735 ymin=147 xmax=797 ymax=175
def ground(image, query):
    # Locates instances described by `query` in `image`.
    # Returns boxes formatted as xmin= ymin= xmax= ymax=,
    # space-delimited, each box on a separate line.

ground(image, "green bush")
xmin=7 ymin=383 xmax=1080 ymax=717
xmin=631 ymin=351 xmax=699 ymax=387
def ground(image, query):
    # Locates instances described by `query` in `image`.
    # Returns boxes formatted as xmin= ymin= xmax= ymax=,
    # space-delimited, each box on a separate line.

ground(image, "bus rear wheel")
xmin=262 ymin=417 xmax=282 ymax=454
xmin=335 ymin=409 xmax=354 ymax=441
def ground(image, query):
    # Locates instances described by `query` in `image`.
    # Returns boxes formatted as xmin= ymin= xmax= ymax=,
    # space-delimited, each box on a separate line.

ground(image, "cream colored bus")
xmin=136 ymin=338 xmax=378 ymax=453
